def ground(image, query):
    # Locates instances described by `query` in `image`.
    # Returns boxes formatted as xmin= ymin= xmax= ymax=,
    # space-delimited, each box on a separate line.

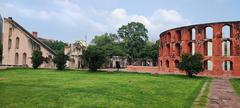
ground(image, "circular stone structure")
xmin=158 ymin=21 xmax=240 ymax=76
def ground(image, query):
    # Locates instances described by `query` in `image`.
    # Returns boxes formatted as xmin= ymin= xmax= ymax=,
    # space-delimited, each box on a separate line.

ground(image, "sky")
xmin=0 ymin=0 xmax=239 ymax=43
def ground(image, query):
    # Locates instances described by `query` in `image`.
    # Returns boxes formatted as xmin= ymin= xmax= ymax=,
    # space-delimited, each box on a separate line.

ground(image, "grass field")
xmin=0 ymin=68 xmax=207 ymax=108
xmin=230 ymin=78 xmax=240 ymax=96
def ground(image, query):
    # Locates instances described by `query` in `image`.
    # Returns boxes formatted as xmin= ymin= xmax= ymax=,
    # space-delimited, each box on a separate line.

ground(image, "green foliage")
xmin=53 ymin=52 xmax=69 ymax=70
xmin=31 ymin=50 xmax=44 ymax=69
xmin=177 ymin=53 xmax=204 ymax=77
xmin=0 ymin=44 xmax=2 ymax=62
xmin=92 ymin=33 xmax=126 ymax=57
xmin=117 ymin=22 xmax=148 ymax=64
xmin=139 ymin=40 xmax=159 ymax=66
xmin=45 ymin=40 xmax=66 ymax=53
xmin=151 ymin=40 xmax=160 ymax=66
xmin=230 ymin=79 xmax=240 ymax=96
xmin=83 ymin=45 xmax=106 ymax=71
xmin=92 ymin=33 xmax=118 ymax=46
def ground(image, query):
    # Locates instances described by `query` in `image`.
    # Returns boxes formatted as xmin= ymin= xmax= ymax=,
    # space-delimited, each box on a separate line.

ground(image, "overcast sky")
xmin=0 ymin=0 xmax=239 ymax=43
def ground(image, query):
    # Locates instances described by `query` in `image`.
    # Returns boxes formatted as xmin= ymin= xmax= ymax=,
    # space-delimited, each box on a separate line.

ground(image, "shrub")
xmin=177 ymin=53 xmax=204 ymax=77
xmin=53 ymin=52 xmax=69 ymax=70
xmin=31 ymin=50 xmax=44 ymax=69
xmin=83 ymin=45 xmax=106 ymax=71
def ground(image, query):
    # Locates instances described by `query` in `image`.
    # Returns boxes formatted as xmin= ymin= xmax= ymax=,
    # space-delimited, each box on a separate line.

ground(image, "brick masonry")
xmin=159 ymin=21 xmax=240 ymax=77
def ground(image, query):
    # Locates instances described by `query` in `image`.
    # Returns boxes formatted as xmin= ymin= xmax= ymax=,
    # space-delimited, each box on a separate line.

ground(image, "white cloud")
xmin=0 ymin=1 xmax=191 ymax=41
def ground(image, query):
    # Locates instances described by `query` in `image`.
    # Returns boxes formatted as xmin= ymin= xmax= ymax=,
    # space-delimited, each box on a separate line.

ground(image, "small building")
xmin=2 ymin=17 xmax=56 ymax=68
xmin=64 ymin=40 xmax=87 ymax=69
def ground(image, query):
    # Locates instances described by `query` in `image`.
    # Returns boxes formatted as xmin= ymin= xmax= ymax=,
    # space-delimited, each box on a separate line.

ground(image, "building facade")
xmin=0 ymin=14 xmax=3 ymax=43
xmin=64 ymin=40 xmax=87 ymax=69
xmin=159 ymin=21 xmax=240 ymax=76
xmin=2 ymin=17 xmax=56 ymax=68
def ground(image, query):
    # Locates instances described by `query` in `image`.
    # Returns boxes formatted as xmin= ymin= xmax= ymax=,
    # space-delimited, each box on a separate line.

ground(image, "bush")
xmin=177 ymin=53 xmax=204 ymax=77
xmin=53 ymin=52 xmax=69 ymax=70
xmin=83 ymin=45 xmax=106 ymax=71
xmin=31 ymin=50 xmax=44 ymax=69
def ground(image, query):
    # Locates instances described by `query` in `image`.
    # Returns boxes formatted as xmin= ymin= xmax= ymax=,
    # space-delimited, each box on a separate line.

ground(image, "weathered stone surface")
xmin=207 ymin=78 xmax=240 ymax=108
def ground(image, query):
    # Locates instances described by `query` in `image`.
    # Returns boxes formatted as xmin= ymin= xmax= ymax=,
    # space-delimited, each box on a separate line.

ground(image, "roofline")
xmin=160 ymin=21 xmax=240 ymax=37
xmin=5 ymin=17 xmax=56 ymax=55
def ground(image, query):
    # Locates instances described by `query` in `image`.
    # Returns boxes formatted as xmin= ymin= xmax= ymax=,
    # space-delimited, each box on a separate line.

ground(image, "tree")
xmin=117 ymin=22 xmax=148 ymax=64
xmin=177 ymin=53 xmax=204 ymax=77
xmin=151 ymin=40 xmax=160 ymax=66
xmin=31 ymin=50 xmax=44 ymax=69
xmin=92 ymin=33 xmax=118 ymax=46
xmin=44 ymin=40 xmax=66 ymax=53
xmin=53 ymin=52 xmax=69 ymax=70
xmin=82 ymin=45 xmax=106 ymax=71
xmin=0 ymin=44 xmax=2 ymax=63
xmin=92 ymin=33 xmax=127 ymax=57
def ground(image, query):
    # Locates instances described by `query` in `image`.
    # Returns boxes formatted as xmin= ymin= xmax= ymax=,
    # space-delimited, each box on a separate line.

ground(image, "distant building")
xmin=0 ymin=14 xmax=3 ymax=43
xmin=64 ymin=40 xmax=87 ymax=69
xmin=2 ymin=17 xmax=56 ymax=68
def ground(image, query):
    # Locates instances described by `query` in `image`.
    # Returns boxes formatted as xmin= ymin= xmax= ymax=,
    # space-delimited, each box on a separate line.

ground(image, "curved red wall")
xmin=158 ymin=21 xmax=240 ymax=76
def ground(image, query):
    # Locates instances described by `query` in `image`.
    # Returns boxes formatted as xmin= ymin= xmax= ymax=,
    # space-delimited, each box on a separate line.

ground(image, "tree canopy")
xmin=177 ymin=53 xmax=204 ymax=77
xmin=82 ymin=45 xmax=106 ymax=71
xmin=44 ymin=40 xmax=66 ymax=53
xmin=117 ymin=22 xmax=148 ymax=64
xmin=31 ymin=50 xmax=44 ymax=69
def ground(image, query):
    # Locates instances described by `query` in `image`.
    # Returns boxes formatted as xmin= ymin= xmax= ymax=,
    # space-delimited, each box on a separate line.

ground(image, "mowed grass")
xmin=0 ymin=68 xmax=207 ymax=108
xmin=230 ymin=78 xmax=240 ymax=96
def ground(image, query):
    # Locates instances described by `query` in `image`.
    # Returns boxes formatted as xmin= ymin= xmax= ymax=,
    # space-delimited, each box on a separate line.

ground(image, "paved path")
xmin=207 ymin=78 xmax=240 ymax=108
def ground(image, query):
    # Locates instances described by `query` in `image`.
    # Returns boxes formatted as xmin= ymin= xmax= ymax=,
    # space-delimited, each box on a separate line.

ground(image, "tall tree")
xmin=92 ymin=33 xmax=126 ymax=57
xmin=117 ymin=22 xmax=148 ymax=64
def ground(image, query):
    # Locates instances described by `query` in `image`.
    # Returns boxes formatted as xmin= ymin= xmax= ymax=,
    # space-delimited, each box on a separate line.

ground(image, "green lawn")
xmin=230 ymin=78 xmax=240 ymax=96
xmin=0 ymin=68 xmax=207 ymax=108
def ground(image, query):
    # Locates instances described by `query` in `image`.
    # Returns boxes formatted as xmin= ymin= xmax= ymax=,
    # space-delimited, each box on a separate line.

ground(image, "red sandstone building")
xmin=159 ymin=21 xmax=240 ymax=77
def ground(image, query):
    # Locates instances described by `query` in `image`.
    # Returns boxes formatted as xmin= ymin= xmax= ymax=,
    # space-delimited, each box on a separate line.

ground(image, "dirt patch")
xmin=0 ymin=77 xmax=7 ymax=80
xmin=207 ymin=78 xmax=240 ymax=108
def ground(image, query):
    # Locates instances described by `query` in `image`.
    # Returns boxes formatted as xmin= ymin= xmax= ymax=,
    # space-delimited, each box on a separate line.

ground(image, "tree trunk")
xmin=187 ymin=71 xmax=193 ymax=77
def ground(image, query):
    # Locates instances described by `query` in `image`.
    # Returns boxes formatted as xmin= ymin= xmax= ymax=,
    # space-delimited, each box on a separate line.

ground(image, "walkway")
xmin=207 ymin=78 xmax=240 ymax=108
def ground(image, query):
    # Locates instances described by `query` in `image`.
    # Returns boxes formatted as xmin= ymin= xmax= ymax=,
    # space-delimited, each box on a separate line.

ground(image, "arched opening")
xmin=176 ymin=30 xmax=181 ymax=41
xmin=16 ymin=37 xmax=20 ymax=49
xmin=166 ymin=44 xmax=170 ymax=55
xmin=191 ymin=28 xmax=196 ymax=40
xmin=70 ymin=58 xmax=75 ymax=67
xmin=222 ymin=25 xmax=231 ymax=38
xmin=167 ymin=32 xmax=171 ymax=42
xmin=8 ymin=39 xmax=12 ymax=49
xmin=205 ymin=27 xmax=213 ymax=39
xmin=222 ymin=40 xmax=232 ymax=56
xmin=160 ymin=60 xmax=162 ymax=67
xmin=204 ymin=41 xmax=213 ymax=56
xmin=166 ymin=60 xmax=169 ymax=68
xmin=222 ymin=60 xmax=233 ymax=71
xmin=15 ymin=53 xmax=19 ymax=65
xmin=175 ymin=43 xmax=181 ymax=56
xmin=22 ymin=53 xmax=27 ymax=65
xmin=188 ymin=42 xmax=195 ymax=55
xmin=9 ymin=27 xmax=12 ymax=37
xmin=174 ymin=60 xmax=179 ymax=68
xmin=204 ymin=60 xmax=213 ymax=71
